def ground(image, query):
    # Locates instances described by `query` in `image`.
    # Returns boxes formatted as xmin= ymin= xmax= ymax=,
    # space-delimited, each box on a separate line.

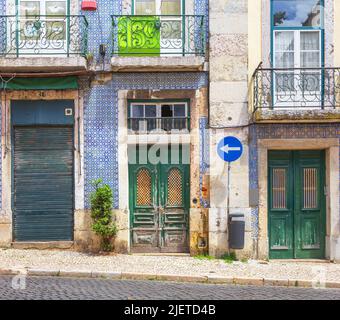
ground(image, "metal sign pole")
xmin=227 ymin=162 xmax=231 ymax=217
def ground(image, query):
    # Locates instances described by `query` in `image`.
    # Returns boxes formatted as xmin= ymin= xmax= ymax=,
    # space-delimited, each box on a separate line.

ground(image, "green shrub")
xmin=221 ymin=252 xmax=237 ymax=264
xmin=90 ymin=179 xmax=117 ymax=252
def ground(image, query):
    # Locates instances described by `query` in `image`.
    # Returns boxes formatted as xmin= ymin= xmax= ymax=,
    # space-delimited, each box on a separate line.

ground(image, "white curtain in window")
xmin=135 ymin=0 xmax=156 ymax=15
xmin=300 ymin=31 xmax=320 ymax=68
xmin=275 ymin=32 xmax=294 ymax=68
xmin=161 ymin=0 xmax=181 ymax=15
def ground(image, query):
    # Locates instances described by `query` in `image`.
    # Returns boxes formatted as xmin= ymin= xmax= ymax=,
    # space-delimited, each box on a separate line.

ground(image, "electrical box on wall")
xmin=81 ymin=0 xmax=97 ymax=11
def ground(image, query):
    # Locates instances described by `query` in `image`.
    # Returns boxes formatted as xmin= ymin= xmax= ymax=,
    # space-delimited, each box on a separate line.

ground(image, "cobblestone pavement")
xmin=1 ymin=276 xmax=340 ymax=300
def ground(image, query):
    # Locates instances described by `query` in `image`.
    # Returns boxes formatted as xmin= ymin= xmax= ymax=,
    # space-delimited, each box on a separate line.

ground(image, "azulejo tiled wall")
xmin=0 ymin=0 xmax=4 ymax=14
xmin=80 ymin=0 xmax=121 ymax=61
xmin=82 ymin=72 xmax=209 ymax=209
xmin=249 ymin=123 xmax=340 ymax=238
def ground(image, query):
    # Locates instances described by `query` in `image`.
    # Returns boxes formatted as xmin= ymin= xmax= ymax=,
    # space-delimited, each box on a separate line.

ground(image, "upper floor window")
xmin=270 ymin=0 xmax=324 ymax=108
xmin=272 ymin=0 xmax=323 ymax=27
xmin=129 ymin=101 xmax=189 ymax=133
xmin=134 ymin=0 xmax=182 ymax=15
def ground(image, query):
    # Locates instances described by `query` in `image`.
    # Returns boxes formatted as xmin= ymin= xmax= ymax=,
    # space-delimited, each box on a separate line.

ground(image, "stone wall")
xmin=208 ymin=0 xmax=252 ymax=258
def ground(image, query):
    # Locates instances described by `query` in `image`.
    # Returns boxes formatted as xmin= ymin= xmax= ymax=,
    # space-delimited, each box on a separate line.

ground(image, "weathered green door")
xmin=129 ymin=145 xmax=190 ymax=253
xmin=268 ymin=150 xmax=326 ymax=259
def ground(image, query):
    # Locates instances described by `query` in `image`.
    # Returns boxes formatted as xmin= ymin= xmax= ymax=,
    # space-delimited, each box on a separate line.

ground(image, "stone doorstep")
xmin=1 ymin=268 xmax=340 ymax=289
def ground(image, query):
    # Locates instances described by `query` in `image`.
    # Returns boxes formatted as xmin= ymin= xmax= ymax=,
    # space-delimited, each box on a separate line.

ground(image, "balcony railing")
xmin=0 ymin=15 xmax=88 ymax=57
xmin=111 ymin=15 xmax=206 ymax=57
xmin=253 ymin=64 xmax=340 ymax=110
xmin=128 ymin=117 xmax=190 ymax=133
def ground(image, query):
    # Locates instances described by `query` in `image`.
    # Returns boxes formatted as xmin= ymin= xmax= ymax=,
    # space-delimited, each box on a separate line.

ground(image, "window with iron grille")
xmin=128 ymin=101 xmax=190 ymax=133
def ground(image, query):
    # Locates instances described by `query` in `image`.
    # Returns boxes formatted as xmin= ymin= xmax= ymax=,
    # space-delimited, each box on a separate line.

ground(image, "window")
xmin=19 ymin=0 xmax=68 ymax=50
xmin=272 ymin=0 xmax=322 ymax=27
xmin=271 ymin=0 xmax=324 ymax=107
xmin=134 ymin=0 xmax=183 ymax=55
xmin=129 ymin=102 xmax=189 ymax=133
xmin=135 ymin=0 xmax=182 ymax=15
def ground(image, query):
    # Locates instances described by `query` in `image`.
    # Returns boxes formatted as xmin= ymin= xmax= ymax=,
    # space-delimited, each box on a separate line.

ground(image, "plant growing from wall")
xmin=90 ymin=179 xmax=117 ymax=252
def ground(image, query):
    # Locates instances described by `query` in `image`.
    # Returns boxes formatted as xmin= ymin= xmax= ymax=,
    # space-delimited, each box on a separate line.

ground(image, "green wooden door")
xmin=129 ymin=145 xmax=190 ymax=253
xmin=268 ymin=150 xmax=326 ymax=259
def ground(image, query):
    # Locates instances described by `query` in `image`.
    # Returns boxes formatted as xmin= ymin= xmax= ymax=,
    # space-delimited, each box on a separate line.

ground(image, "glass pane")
xmin=131 ymin=105 xmax=144 ymax=118
xmin=301 ymin=31 xmax=319 ymax=50
xmin=272 ymin=168 xmax=286 ymax=209
xmin=173 ymin=104 xmax=186 ymax=117
xmin=46 ymin=1 xmax=66 ymax=16
xmin=145 ymin=105 xmax=157 ymax=118
xmin=275 ymin=52 xmax=294 ymax=68
xmin=275 ymin=72 xmax=295 ymax=92
xmin=161 ymin=20 xmax=181 ymax=40
xmin=20 ymin=1 xmax=40 ymax=16
xmin=161 ymin=104 xmax=173 ymax=117
xmin=275 ymin=31 xmax=294 ymax=51
xmin=161 ymin=0 xmax=181 ymax=15
xmin=46 ymin=20 xmax=65 ymax=41
xmin=301 ymin=72 xmax=321 ymax=92
xmin=303 ymin=168 xmax=318 ymax=209
xmin=272 ymin=0 xmax=322 ymax=27
xmin=301 ymin=52 xmax=320 ymax=68
xmin=135 ymin=0 xmax=156 ymax=15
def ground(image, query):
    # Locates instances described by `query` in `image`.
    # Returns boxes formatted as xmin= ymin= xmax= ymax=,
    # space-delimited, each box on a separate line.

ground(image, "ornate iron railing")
xmin=111 ymin=15 xmax=206 ymax=56
xmin=0 ymin=15 xmax=88 ymax=56
xmin=128 ymin=117 xmax=190 ymax=133
xmin=253 ymin=64 xmax=340 ymax=109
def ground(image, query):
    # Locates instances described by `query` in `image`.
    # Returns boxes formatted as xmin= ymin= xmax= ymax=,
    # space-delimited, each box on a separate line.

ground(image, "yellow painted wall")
xmin=248 ymin=0 xmax=262 ymax=78
xmin=335 ymin=0 xmax=340 ymax=66
xmin=248 ymin=0 xmax=262 ymax=111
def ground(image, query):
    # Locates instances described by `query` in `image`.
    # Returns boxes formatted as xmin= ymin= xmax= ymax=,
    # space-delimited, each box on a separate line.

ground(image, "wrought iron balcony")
xmin=0 ymin=15 xmax=88 ymax=57
xmin=253 ymin=64 xmax=340 ymax=110
xmin=111 ymin=15 xmax=206 ymax=57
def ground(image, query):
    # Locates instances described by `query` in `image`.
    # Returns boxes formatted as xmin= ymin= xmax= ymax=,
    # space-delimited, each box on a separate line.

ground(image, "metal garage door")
xmin=13 ymin=126 xmax=74 ymax=241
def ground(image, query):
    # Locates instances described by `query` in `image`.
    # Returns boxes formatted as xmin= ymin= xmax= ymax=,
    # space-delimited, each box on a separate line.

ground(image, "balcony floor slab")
xmin=0 ymin=56 xmax=88 ymax=73
xmin=110 ymin=56 xmax=206 ymax=72
xmin=255 ymin=108 xmax=340 ymax=123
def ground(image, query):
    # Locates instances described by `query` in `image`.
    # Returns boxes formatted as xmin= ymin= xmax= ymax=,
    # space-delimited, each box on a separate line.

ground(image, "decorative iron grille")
xmin=111 ymin=15 xmax=206 ymax=56
xmin=128 ymin=117 xmax=190 ymax=133
xmin=0 ymin=15 xmax=88 ymax=56
xmin=253 ymin=63 xmax=340 ymax=109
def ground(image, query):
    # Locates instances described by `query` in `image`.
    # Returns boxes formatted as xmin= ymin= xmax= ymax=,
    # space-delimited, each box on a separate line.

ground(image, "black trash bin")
xmin=228 ymin=213 xmax=245 ymax=249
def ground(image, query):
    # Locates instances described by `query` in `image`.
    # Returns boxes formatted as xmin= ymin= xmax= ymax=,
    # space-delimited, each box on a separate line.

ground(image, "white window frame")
xmin=273 ymin=29 xmax=322 ymax=108
xmin=134 ymin=0 xmax=185 ymax=56
xmin=17 ymin=0 xmax=69 ymax=56
xmin=129 ymin=101 xmax=189 ymax=133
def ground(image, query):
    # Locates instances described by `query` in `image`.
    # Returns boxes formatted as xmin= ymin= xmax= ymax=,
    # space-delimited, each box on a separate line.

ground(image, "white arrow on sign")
xmin=220 ymin=144 xmax=241 ymax=154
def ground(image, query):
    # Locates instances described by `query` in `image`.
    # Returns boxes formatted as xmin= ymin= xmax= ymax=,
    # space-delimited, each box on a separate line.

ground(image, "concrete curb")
xmin=1 ymin=268 xmax=340 ymax=289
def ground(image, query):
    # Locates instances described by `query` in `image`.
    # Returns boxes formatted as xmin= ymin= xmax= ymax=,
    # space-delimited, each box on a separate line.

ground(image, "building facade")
xmin=0 ymin=0 xmax=339 ymax=261
xmin=0 ymin=0 xmax=210 ymax=255
xmin=209 ymin=0 xmax=340 ymax=261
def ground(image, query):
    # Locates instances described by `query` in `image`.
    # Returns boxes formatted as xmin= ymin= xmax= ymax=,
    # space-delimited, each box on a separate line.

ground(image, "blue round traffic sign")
xmin=217 ymin=136 xmax=243 ymax=162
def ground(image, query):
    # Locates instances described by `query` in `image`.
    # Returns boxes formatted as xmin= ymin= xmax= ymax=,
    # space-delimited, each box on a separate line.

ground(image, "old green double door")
xmin=129 ymin=146 xmax=190 ymax=253
xmin=269 ymin=150 xmax=326 ymax=259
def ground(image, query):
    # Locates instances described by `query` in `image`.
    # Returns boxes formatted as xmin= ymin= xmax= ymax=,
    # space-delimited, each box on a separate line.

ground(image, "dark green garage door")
xmin=13 ymin=126 xmax=74 ymax=241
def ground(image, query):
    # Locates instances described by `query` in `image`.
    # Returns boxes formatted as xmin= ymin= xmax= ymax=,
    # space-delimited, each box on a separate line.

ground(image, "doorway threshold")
xmin=271 ymin=259 xmax=331 ymax=264
xmin=131 ymin=253 xmax=191 ymax=257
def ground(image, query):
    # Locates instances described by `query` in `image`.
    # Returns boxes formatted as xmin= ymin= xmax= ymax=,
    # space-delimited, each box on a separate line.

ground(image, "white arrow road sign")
xmin=220 ymin=145 xmax=242 ymax=154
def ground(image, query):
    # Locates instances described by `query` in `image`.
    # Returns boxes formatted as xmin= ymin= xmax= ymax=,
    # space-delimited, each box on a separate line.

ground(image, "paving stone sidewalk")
xmin=0 ymin=249 xmax=339 ymax=287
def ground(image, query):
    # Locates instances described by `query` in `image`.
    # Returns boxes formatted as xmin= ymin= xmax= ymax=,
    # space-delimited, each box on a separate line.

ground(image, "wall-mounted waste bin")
xmin=228 ymin=213 xmax=245 ymax=249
